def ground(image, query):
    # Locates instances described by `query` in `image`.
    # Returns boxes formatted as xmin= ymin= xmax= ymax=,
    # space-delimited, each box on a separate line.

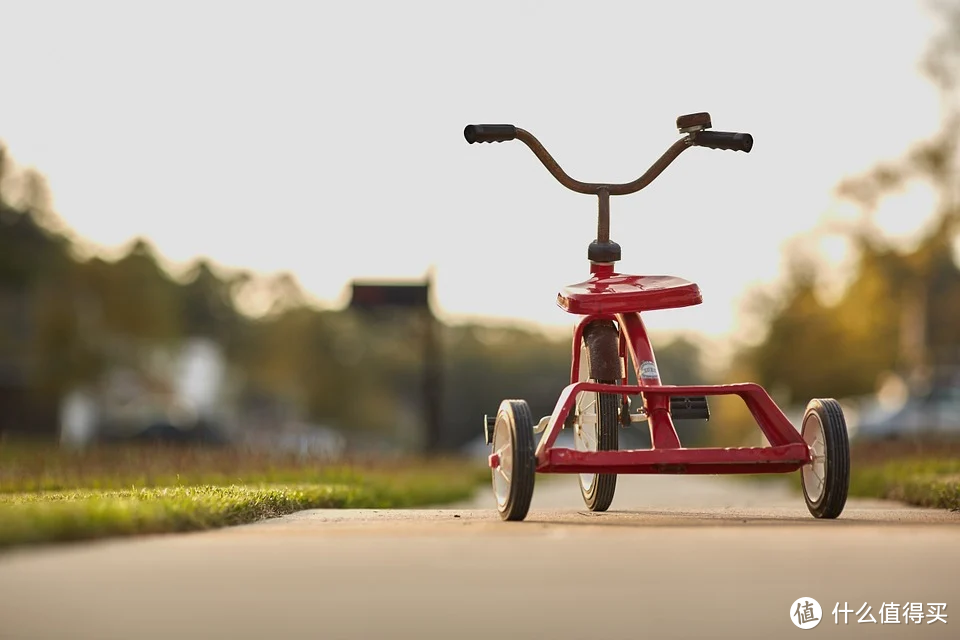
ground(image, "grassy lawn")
xmin=849 ymin=459 xmax=960 ymax=510
xmin=847 ymin=440 xmax=960 ymax=511
xmin=0 ymin=441 xmax=489 ymax=550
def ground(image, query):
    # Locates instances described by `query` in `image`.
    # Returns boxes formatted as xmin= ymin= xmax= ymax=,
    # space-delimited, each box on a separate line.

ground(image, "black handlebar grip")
xmin=694 ymin=131 xmax=753 ymax=153
xmin=464 ymin=124 xmax=517 ymax=144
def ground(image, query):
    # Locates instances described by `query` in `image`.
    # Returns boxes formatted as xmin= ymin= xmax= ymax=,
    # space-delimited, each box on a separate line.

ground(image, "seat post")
xmin=588 ymin=188 xmax=621 ymax=265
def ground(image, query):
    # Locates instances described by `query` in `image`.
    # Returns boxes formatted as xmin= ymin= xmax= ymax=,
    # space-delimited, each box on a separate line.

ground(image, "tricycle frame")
xmin=519 ymin=306 xmax=811 ymax=476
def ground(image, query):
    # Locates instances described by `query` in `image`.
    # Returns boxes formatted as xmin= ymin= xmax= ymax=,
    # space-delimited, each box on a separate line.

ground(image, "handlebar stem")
xmin=597 ymin=189 xmax=610 ymax=243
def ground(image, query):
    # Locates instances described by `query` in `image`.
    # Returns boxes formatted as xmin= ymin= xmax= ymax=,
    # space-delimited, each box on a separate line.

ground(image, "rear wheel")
xmin=800 ymin=398 xmax=850 ymax=519
xmin=491 ymin=399 xmax=536 ymax=521
xmin=574 ymin=321 xmax=620 ymax=512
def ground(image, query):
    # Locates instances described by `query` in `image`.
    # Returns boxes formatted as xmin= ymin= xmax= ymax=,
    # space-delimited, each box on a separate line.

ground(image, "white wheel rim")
xmin=492 ymin=414 xmax=512 ymax=508
xmin=574 ymin=343 xmax=599 ymax=493
xmin=801 ymin=412 xmax=827 ymax=503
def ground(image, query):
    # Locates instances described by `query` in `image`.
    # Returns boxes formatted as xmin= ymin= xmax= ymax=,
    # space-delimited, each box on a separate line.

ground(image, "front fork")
xmin=568 ymin=313 xmax=681 ymax=449
xmin=569 ymin=315 xmax=641 ymax=428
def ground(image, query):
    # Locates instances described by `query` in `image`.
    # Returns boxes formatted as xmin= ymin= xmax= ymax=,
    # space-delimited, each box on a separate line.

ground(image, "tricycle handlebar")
xmin=463 ymin=117 xmax=752 ymax=197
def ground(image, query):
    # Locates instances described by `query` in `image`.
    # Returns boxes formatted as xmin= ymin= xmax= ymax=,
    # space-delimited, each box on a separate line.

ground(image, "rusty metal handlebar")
xmin=464 ymin=124 xmax=695 ymax=197
xmin=464 ymin=118 xmax=752 ymax=197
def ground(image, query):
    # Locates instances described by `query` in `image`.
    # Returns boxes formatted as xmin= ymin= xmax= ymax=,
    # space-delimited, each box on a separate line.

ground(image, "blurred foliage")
xmin=727 ymin=0 xmax=960 ymax=427
xmin=0 ymin=144 xmax=709 ymax=448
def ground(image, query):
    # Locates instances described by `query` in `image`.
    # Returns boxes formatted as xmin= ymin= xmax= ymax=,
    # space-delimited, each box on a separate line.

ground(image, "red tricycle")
xmin=464 ymin=112 xmax=850 ymax=522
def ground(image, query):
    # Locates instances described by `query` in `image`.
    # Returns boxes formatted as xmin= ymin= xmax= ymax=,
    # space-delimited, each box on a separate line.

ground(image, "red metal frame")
xmin=490 ymin=263 xmax=811 ymax=476
xmin=532 ymin=379 xmax=808 ymax=474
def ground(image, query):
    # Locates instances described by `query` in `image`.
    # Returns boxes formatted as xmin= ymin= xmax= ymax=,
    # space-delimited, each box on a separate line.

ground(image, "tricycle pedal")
xmin=620 ymin=396 xmax=648 ymax=426
xmin=670 ymin=396 xmax=710 ymax=421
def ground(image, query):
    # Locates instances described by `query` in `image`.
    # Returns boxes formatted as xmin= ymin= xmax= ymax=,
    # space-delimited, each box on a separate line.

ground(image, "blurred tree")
xmin=441 ymin=323 xmax=570 ymax=447
xmin=835 ymin=0 xmax=960 ymax=378
xmin=265 ymin=272 xmax=307 ymax=316
xmin=647 ymin=334 xmax=712 ymax=386
xmin=0 ymin=149 xmax=71 ymax=288
xmin=83 ymin=239 xmax=182 ymax=359
xmin=179 ymin=259 xmax=242 ymax=340
xmin=735 ymin=0 xmax=960 ymax=406
xmin=0 ymin=145 xmax=78 ymax=436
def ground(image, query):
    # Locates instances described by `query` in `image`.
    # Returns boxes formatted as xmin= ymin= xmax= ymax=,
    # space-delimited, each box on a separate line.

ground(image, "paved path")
xmin=1 ymin=473 xmax=958 ymax=639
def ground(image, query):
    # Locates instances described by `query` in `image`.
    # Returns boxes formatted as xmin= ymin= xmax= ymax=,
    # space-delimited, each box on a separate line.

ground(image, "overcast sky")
xmin=0 ymin=0 xmax=945 ymax=349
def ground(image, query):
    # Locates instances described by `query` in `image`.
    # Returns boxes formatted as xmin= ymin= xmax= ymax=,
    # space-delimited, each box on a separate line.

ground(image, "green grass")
xmin=849 ymin=458 xmax=960 ymax=511
xmin=0 ymin=441 xmax=481 ymax=493
xmin=846 ymin=439 xmax=960 ymax=511
xmin=0 ymin=441 xmax=489 ymax=550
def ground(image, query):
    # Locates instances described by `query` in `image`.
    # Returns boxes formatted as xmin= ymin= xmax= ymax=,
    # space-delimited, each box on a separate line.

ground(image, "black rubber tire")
xmin=492 ymin=399 xmax=536 ymax=522
xmin=578 ymin=322 xmax=620 ymax=512
xmin=801 ymin=398 xmax=850 ymax=519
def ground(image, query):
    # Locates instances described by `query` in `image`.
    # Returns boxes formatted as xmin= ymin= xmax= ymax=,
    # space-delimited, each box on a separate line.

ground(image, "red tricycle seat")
xmin=557 ymin=273 xmax=702 ymax=315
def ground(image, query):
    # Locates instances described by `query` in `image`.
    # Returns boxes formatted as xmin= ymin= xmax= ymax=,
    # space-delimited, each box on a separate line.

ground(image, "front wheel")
xmin=800 ymin=398 xmax=850 ymax=519
xmin=574 ymin=321 xmax=620 ymax=512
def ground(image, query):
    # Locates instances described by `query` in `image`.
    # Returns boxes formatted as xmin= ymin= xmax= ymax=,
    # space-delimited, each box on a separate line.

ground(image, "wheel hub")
xmin=801 ymin=413 xmax=827 ymax=503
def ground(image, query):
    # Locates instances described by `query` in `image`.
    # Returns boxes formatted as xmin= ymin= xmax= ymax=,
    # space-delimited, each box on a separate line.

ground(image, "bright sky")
xmin=0 ymin=1 xmax=944 ymax=351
